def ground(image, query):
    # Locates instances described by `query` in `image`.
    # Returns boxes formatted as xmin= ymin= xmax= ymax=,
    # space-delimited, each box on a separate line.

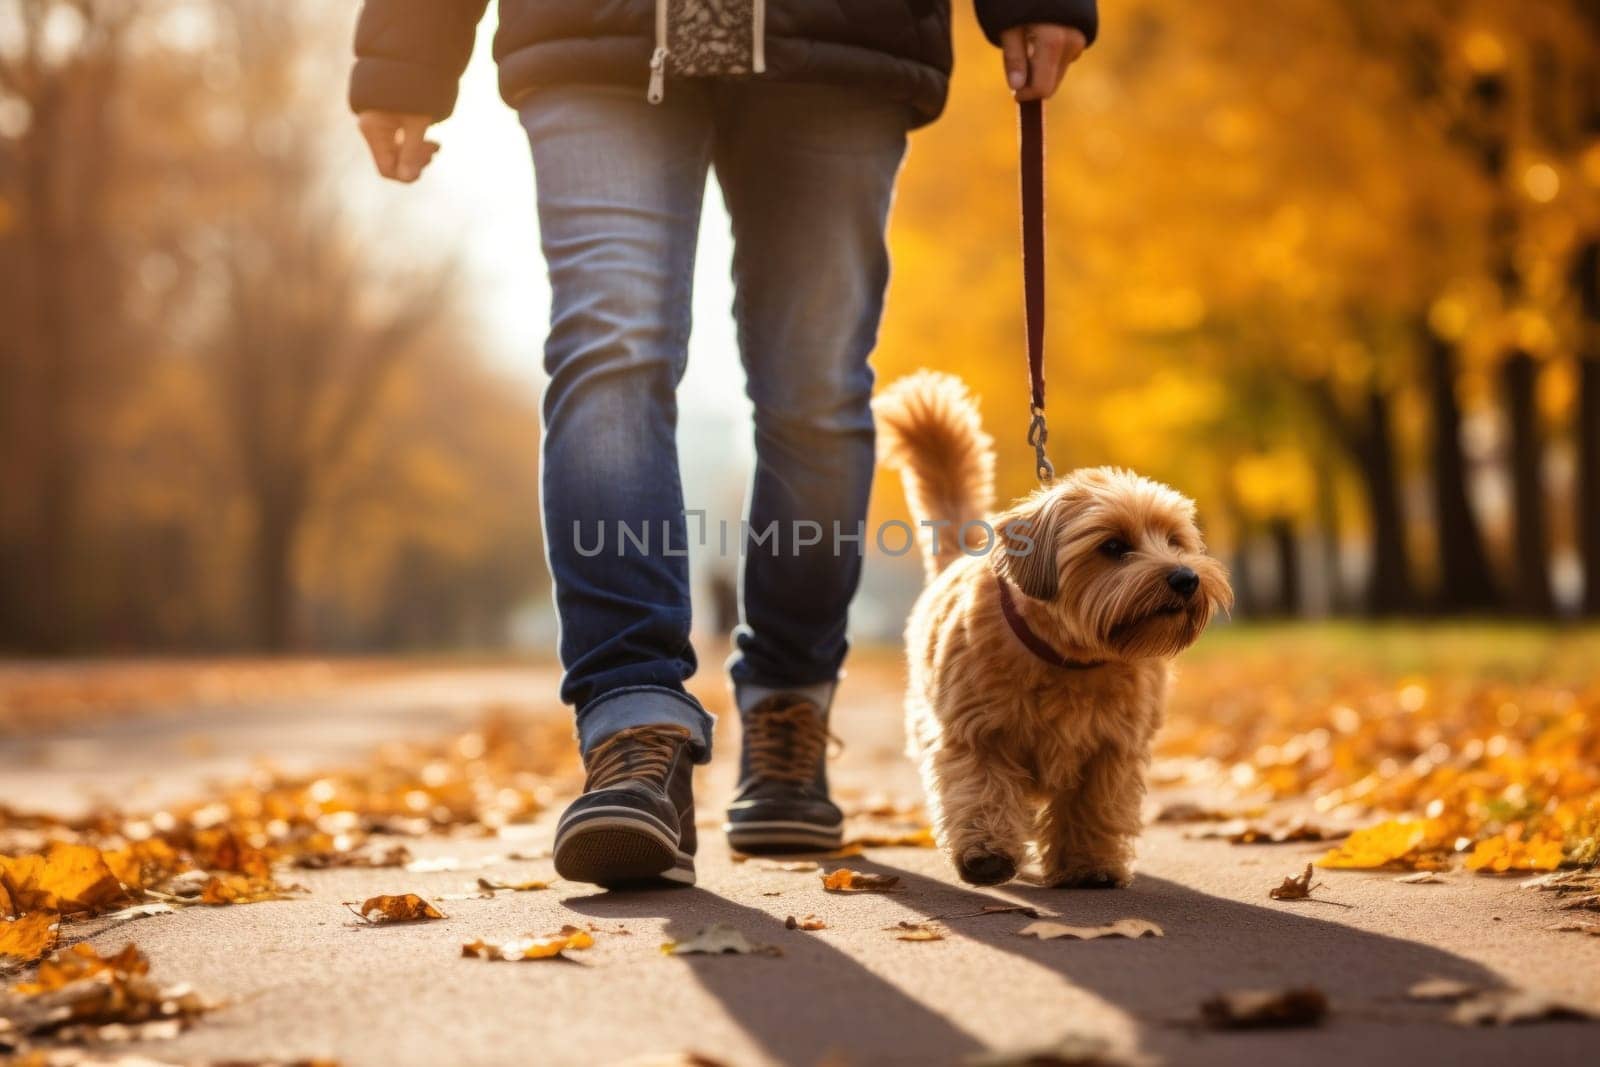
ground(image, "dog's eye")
xmin=1099 ymin=538 xmax=1132 ymax=560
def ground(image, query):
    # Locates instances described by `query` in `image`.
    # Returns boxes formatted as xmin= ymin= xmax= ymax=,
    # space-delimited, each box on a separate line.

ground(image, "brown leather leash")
xmin=1019 ymin=98 xmax=1054 ymax=484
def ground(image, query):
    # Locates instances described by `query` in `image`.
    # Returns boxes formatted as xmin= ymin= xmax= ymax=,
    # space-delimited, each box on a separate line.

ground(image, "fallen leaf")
xmin=1451 ymin=988 xmax=1598 ymax=1026
xmin=1407 ymin=977 xmax=1478 ymax=1002
xmin=890 ymin=921 xmax=944 ymax=942
xmin=845 ymin=827 xmax=937 ymax=849
xmin=1548 ymin=920 xmax=1600 ymax=936
xmin=1394 ymin=872 xmax=1444 ymax=884
xmin=102 ymin=839 xmax=187 ymax=891
xmin=1154 ymin=801 xmax=1240 ymax=824
xmin=461 ymin=925 xmax=595 ymax=961
xmin=1 ymin=943 xmax=214 ymax=1039
xmin=661 ymin=923 xmax=780 ymax=957
xmin=1200 ymin=987 xmax=1328 ymax=1029
xmin=0 ymin=843 xmax=132 ymax=916
xmin=966 ymin=1033 xmax=1133 ymax=1066
xmin=820 ymin=869 xmax=900 ymax=893
xmin=0 ymin=912 xmax=59 ymax=966
xmin=200 ymin=874 xmax=295 ymax=906
xmin=785 ymin=915 xmax=826 ymax=931
xmin=294 ymin=841 xmax=412 ymax=870
xmin=1558 ymin=894 xmax=1600 ymax=912
xmin=475 ymin=877 xmax=550 ymax=893
xmin=1017 ymin=919 xmax=1163 ymax=941
xmin=1316 ymin=819 xmax=1448 ymax=871
xmin=1269 ymin=864 xmax=1315 ymax=901
xmin=1463 ymin=834 xmax=1564 ymax=874
xmin=351 ymin=894 xmax=445 ymax=924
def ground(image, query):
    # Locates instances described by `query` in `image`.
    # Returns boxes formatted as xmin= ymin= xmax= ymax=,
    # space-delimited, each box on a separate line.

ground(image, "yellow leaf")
xmin=0 ymin=842 xmax=131 ymax=916
xmin=0 ymin=911 xmax=60 ymax=966
xmin=1316 ymin=819 xmax=1446 ymax=871
xmin=820 ymin=868 xmax=901 ymax=893
xmin=463 ymin=925 xmax=594 ymax=961
xmin=1464 ymin=834 xmax=1564 ymax=874
xmin=200 ymin=874 xmax=294 ymax=906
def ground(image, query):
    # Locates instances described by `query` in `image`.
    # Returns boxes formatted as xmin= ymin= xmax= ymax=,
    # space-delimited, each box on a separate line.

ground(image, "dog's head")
xmin=991 ymin=467 xmax=1232 ymax=660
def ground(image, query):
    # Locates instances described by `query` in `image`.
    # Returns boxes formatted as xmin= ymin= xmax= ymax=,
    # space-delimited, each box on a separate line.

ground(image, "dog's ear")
xmin=991 ymin=492 xmax=1060 ymax=600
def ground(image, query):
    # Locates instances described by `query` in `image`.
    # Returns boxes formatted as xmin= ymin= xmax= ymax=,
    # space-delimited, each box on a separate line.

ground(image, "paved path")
xmin=2 ymin=662 xmax=1597 ymax=1066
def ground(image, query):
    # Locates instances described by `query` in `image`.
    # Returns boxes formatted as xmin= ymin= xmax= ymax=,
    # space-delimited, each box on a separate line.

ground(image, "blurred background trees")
xmin=878 ymin=0 xmax=1600 ymax=621
xmin=0 ymin=0 xmax=543 ymax=652
xmin=1 ymin=0 xmax=1597 ymax=655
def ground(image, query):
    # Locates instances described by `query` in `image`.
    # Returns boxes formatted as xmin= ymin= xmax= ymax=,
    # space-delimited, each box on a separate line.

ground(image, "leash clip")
xmin=1027 ymin=406 xmax=1054 ymax=484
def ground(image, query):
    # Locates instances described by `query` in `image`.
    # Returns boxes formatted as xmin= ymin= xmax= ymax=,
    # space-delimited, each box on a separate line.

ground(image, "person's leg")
xmin=521 ymin=83 xmax=714 ymax=885
xmin=711 ymin=82 xmax=910 ymax=850
xmin=521 ymin=82 xmax=716 ymax=762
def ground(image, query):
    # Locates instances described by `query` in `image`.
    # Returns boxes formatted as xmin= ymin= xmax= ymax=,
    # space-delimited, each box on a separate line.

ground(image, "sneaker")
xmin=724 ymin=694 xmax=844 ymax=854
xmin=554 ymin=723 xmax=697 ymax=887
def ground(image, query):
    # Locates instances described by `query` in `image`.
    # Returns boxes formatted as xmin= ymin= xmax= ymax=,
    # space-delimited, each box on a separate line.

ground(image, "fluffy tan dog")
xmin=875 ymin=372 xmax=1231 ymax=888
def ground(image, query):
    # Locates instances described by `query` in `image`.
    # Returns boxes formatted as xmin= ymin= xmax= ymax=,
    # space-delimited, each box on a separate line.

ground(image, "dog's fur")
xmin=875 ymin=372 xmax=1232 ymax=888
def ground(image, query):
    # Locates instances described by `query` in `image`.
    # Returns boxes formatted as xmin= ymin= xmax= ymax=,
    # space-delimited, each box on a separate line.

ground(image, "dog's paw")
xmin=956 ymin=846 xmax=1017 ymax=886
xmin=1045 ymin=867 xmax=1131 ymax=890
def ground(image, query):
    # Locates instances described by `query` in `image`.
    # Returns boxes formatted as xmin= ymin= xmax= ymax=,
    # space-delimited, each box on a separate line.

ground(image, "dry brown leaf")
xmin=475 ymin=877 xmax=551 ymax=893
xmin=1548 ymin=920 xmax=1600 ymax=936
xmin=294 ymin=841 xmax=412 ymax=870
xmin=1200 ymin=987 xmax=1328 ymax=1029
xmin=102 ymin=839 xmax=187 ymax=891
xmin=661 ymin=923 xmax=781 ymax=957
xmin=200 ymin=874 xmax=296 ymax=907
xmin=1018 ymin=919 xmax=1163 ymax=941
xmin=820 ymin=869 xmax=900 ymax=893
xmin=890 ymin=921 xmax=944 ymax=942
xmin=0 ymin=911 xmax=59 ymax=966
xmin=1 ymin=942 xmax=214 ymax=1040
xmin=1407 ymin=977 xmax=1478 ymax=1002
xmin=351 ymin=893 xmax=445 ymax=924
xmin=1269 ymin=864 xmax=1315 ymax=901
xmin=1154 ymin=801 xmax=1241 ymax=824
xmin=845 ymin=827 xmax=937 ymax=849
xmin=785 ymin=914 xmax=827 ymax=931
xmin=966 ymin=1033 xmax=1133 ymax=1066
xmin=0 ymin=843 xmax=132 ymax=916
xmin=462 ymin=925 xmax=594 ymax=961
xmin=1451 ymin=988 xmax=1598 ymax=1026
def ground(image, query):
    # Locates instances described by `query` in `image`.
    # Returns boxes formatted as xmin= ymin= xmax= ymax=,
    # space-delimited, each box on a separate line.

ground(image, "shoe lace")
xmin=585 ymin=724 xmax=689 ymax=791
xmin=743 ymin=698 xmax=841 ymax=785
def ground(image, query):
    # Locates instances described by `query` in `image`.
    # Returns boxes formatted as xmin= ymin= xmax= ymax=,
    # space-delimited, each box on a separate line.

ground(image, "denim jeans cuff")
xmin=576 ymin=686 xmax=715 ymax=765
xmin=734 ymin=679 xmax=837 ymax=720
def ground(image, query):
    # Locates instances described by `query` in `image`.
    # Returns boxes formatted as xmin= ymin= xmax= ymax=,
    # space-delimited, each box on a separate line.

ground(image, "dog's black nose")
xmin=1167 ymin=566 xmax=1199 ymax=598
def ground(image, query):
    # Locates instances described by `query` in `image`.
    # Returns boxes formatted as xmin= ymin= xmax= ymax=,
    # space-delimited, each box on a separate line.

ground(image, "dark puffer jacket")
xmin=350 ymin=1 xmax=1098 ymax=128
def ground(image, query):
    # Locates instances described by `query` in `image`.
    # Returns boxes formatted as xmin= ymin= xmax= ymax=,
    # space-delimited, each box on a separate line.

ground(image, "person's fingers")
xmin=1017 ymin=29 xmax=1065 ymax=102
xmin=395 ymin=115 xmax=436 ymax=182
xmin=357 ymin=112 xmax=401 ymax=179
xmin=999 ymin=27 xmax=1029 ymax=92
xmin=1052 ymin=28 xmax=1088 ymax=94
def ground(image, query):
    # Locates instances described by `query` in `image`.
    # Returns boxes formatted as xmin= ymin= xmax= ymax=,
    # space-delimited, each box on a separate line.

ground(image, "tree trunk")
xmin=1355 ymin=387 xmax=1414 ymax=616
xmin=1314 ymin=461 xmax=1344 ymax=614
xmin=1581 ymin=353 xmax=1600 ymax=617
xmin=1501 ymin=351 xmax=1555 ymax=616
xmin=252 ymin=492 xmax=302 ymax=652
xmin=1268 ymin=518 xmax=1302 ymax=617
xmin=1424 ymin=329 xmax=1501 ymax=613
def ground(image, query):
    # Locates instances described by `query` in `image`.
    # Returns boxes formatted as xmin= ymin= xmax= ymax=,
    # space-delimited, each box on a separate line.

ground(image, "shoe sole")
xmin=555 ymin=809 xmax=696 ymax=888
xmin=725 ymin=819 xmax=844 ymax=855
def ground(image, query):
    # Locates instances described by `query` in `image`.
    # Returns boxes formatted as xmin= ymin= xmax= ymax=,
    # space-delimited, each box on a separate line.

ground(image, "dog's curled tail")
xmin=873 ymin=371 xmax=997 ymax=579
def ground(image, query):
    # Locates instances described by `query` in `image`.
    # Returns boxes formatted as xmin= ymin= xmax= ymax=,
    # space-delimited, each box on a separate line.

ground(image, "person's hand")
xmin=999 ymin=24 xmax=1088 ymax=101
xmin=357 ymin=111 xmax=440 ymax=183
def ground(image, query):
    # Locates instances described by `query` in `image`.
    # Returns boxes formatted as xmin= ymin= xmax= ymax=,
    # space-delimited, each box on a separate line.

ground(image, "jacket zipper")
xmin=648 ymin=0 xmax=668 ymax=103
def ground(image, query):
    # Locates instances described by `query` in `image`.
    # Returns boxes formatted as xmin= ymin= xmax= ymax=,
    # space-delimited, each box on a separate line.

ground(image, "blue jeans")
xmin=521 ymin=81 xmax=910 ymax=765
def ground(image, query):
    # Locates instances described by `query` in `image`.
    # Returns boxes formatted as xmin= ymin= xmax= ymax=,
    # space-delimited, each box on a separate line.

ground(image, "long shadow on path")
xmin=848 ymin=856 xmax=1598 ymax=1067
xmin=564 ymin=886 xmax=987 ymax=1066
